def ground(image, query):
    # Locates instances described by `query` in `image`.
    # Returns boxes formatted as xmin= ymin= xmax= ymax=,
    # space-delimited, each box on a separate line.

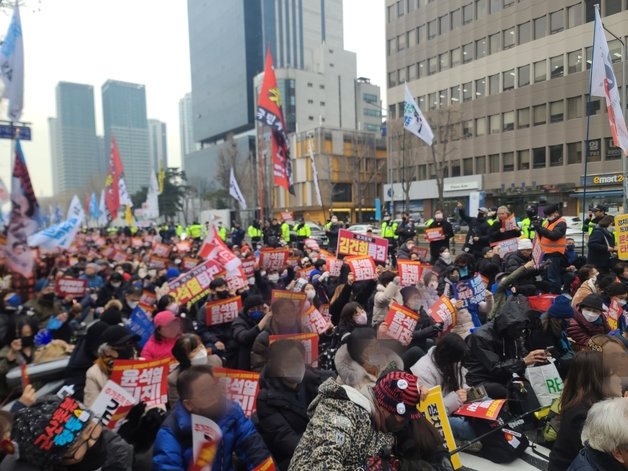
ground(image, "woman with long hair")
xmin=548 ymin=351 xmax=622 ymax=471
xmin=338 ymin=302 xmax=368 ymax=337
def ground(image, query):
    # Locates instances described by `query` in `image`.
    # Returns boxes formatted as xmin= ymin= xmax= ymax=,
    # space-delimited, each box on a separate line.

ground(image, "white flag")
xmin=0 ymin=177 xmax=9 ymax=205
xmin=28 ymin=195 xmax=84 ymax=250
xmin=308 ymin=139 xmax=322 ymax=207
xmin=143 ymin=170 xmax=160 ymax=219
xmin=98 ymin=189 xmax=107 ymax=225
xmin=0 ymin=4 xmax=24 ymax=121
xmin=229 ymin=167 xmax=247 ymax=210
xmin=118 ymin=177 xmax=132 ymax=207
xmin=590 ymin=7 xmax=628 ymax=155
xmin=403 ymin=82 xmax=433 ymax=146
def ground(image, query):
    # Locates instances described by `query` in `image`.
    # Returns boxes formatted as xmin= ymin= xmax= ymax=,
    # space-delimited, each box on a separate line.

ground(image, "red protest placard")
xmin=33 ymin=396 xmax=91 ymax=451
xmin=428 ymin=296 xmax=457 ymax=333
xmin=167 ymin=259 xmax=224 ymax=306
xmin=296 ymin=266 xmax=316 ymax=280
xmin=212 ymin=368 xmax=260 ymax=417
xmin=271 ymin=290 xmax=307 ymax=313
xmin=139 ymin=290 xmax=157 ymax=307
xmin=112 ymin=251 xmax=129 ymax=263
xmin=110 ymin=357 xmax=170 ymax=408
xmin=131 ymin=237 xmax=143 ymax=248
xmin=319 ymin=249 xmax=335 ymax=260
xmin=201 ymin=241 xmax=242 ymax=272
xmin=397 ymin=260 xmax=428 ymax=287
xmin=182 ymin=257 xmax=199 ymax=271
xmin=325 ymin=257 xmax=343 ymax=277
xmin=490 ymin=237 xmax=519 ymax=256
xmin=384 ymin=302 xmax=419 ymax=346
xmin=606 ymin=298 xmax=622 ymax=330
xmin=503 ymin=214 xmax=518 ymax=232
xmin=269 ymin=333 xmax=319 ymax=367
xmin=152 ymin=242 xmax=171 ymax=258
xmin=252 ymin=457 xmax=277 ymax=471
xmin=175 ymin=240 xmax=192 ymax=253
xmin=347 ymin=256 xmax=377 ymax=281
xmin=319 ymin=304 xmax=330 ymax=322
xmin=532 ymin=235 xmax=544 ymax=267
xmin=425 ymin=227 xmax=445 ymax=242
xmin=336 ymin=229 xmax=388 ymax=263
xmin=205 ymin=296 xmax=243 ymax=326
xmin=55 ymin=277 xmax=87 ymax=298
xmin=304 ymin=238 xmax=320 ymax=251
xmin=414 ymin=247 xmax=430 ymax=263
xmin=287 ymin=256 xmax=299 ymax=268
xmin=303 ymin=305 xmax=329 ymax=334
xmin=241 ymin=257 xmax=256 ymax=278
xmin=101 ymin=246 xmax=115 ymax=258
xmin=454 ymin=399 xmax=506 ymax=421
xmin=259 ymin=248 xmax=289 ymax=271
xmin=226 ymin=267 xmax=248 ymax=292
xmin=149 ymin=255 xmax=170 ymax=270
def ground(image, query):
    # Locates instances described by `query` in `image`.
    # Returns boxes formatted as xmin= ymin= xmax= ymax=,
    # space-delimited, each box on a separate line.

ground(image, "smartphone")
xmin=545 ymin=346 xmax=556 ymax=357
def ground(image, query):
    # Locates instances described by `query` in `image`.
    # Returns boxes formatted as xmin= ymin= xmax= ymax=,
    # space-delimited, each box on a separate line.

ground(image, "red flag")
xmin=105 ymin=137 xmax=124 ymax=220
xmin=256 ymin=49 xmax=294 ymax=195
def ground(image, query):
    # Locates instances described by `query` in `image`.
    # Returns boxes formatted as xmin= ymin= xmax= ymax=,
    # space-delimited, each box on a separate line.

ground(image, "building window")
xmin=476 ymin=0 xmax=488 ymax=18
xmin=408 ymin=63 xmax=417 ymax=80
xmin=609 ymin=39 xmax=622 ymax=63
xmin=417 ymin=24 xmax=426 ymax=43
xmin=503 ymin=152 xmax=514 ymax=171
xmin=463 ymin=3 xmax=474 ymax=24
xmin=428 ymin=57 xmax=438 ymax=75
xmin=429 ymin=92 xmax=438 ymax=110
xmin=517 ymin=107 xmax=530 ymax=128
xmin=549 ymin=144 xmax=563 ymax=166
xmin=503 ymin=27 xmax=515 ymax=49
xmin=534 ymin=60 xmax=547 ymax=82
xmin=439 ymin=14 xmax=449 ymax=34
xmin=451 ymin=8 xmax=462 ymax=29
xmin=439 ymin=89 xmax=448 ymax=107
xmin=567 ymin=3 xmax=582 ymax=27
xmin=387 ymin=39 xmax=395 ymax=55
xmin=533 ymin=147 xmax=546 ymax=168
xmin=489 ymin=33 xmax=500 ymax=54
xmin=504 ymin=0 xmax=515 ymax=7
xmin=388 ymin=105 xmax=397 ymax=120
xmin=585 ymin=1 xmax=595 ymax=23
xmin=462 ymin=43 xmax=473 ymax=63
xmin=418 ymin=95 xmax=426 ymax=109
xmin=418 ymin=60 xmax=426 ymax=78
xmin=489 ymin=74 xmax=500 ymax=95
xmin=463 ymin=158 xmax=474 ymax=175
xmin=308 ymin=116 xmax=314 ymax=121
xmin=364 ymin=93 xmax=378 ymax=103
xmin=518 ymin=149 xmax=530 ymax=170
xmin=475 ymin=78 xmax=486 ymax=97
xmin=567 ymin=141 xmax=582 ymax=164
xmin=518 ymin=64 xmax=530 ymax=86
xmin=489 ymin=114 xmax=501 ymax=134
xmin=567 ymin=49 xmax=582 ymax=74
xmin=439 ymin=53 xmax=450 ymax=71
xmin=428 ymin=19 xmax=438 ymax=39
xmin=451 ymin=48 xmax=462 ymax=67
xmin=407 ymin=30 xmax=415 ymax=46
xmin=398 ymin=67 xmax=407 ymax=83
xmin=397 ymin=34 xmax=406 ymax=51
xmin=586 ymin=46 xmax=592 ymax=69
xmin=463 ymin=82 xmax=472 ymax=102
xmin=549 ymin=10 xmax=564 ymax=34
xmin=586 ymin=95 xmax=602 ymax=115
xmin=475 ymin=117 xmax=487 ymax=135
xmin=518 ymin=21 xmax=531 ymax=44
xmin=462 ymin=119 xmax=473 ymax=137
xmin=606 ymin=137 xmax=622 ymax=160
xmin=451 ymin=85 xmax=461 ymax=103
xmin=332 ymin=183 xmax=352 ymax=202
xmin=406 ymin=0 xmax=414 ymax=13
xmin=533 ymin=16 xmax=547 ymax=40
xmin=475 ymin=37 xmax=487 ymax=58
xmin=489 ymin=0 xmax=501 ymax=14
xmin=307 ymin=82 xmax=313 ymax=87
xmin=388 ymin=72 xmax=396 ymax=87
xmin=476 ymin=155 xmax=487 ymax=173
xmin=418 ymin=165 xmax=427 ymax=180
xmin=533 ymin=104 xmax=547 ymax=125
xmin=588 ymin=139 xmax=602 ymax=162
xmin=489 ymin=154 xmax=500 ymax=173
xmin=606 ymin=0 xmax=622 ymax=15
xmin=550 ymin=100 xmax=564 ymax=122
xmin=364 ymin=108 xmax=381 ymax=117
xmin=387 ymin=5 xmax=394 ymax=22
xmin=451 ymin=160 xmax=461 ymax=177
xmin=567 ymin=96 xmax=582 ymax=119
xmin=397 ymin=0 xmax=404 ymax=16
xmin=503 ymin=69 xmax=515 ymax=90
xmin=503 ymin=111 xmax=515 ymax=131
xmin=550 ymin=55 xmax=564 ymax=78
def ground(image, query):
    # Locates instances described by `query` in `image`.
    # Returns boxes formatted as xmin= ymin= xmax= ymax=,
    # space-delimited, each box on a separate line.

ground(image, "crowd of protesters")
xmin=0 ymin=202 xmax=625 ymax=471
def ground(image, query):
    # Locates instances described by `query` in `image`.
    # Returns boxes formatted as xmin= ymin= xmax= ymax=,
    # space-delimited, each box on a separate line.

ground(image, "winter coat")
xmin=465 ymin=296 xmax=529 ymax=387
xmin=152 ymin=400 xmax=272 ymax=471
xmin=587 ymin=227 xmax=615 ymax=270
xmin=427 ymin=220 xmax=454 ymax=260
xmin=395 ymin=220 xmax=416 ymax=245
xmin=489 ymin=265 xmax=536 ymax=319
xmin=489 ymin=221 xmax=521 ymax=243
xmin=232 ymin=311 xmax=262 ymax=371
xmin=548 ymin=405 xmax=589 ymax=471
xmin=250 ymin=321 xmax=301 ymax=372
xmin=433 ymin=257 xmax=452 ymax=276
xmin=84 ymin=360 xmax=110 ymax=408
xmin=141 ymin=335 xmax=177 ymax=361
xmin=371 ymin=281 xmax=402 ymax=326
xmin=24 ymin=298 xmax=62 ymax=328
xmin=256 ymin=368 xmax=327 ymax=470
xmin=451 ymin=307 xmax=475 ymax=339
xmin=567 ymin=310 xmax=610 ymax=350
xmin=288 ymin=378 xmax=395 ymax=470
xmin=396 ymin=241 xmax=413 ymax=260
xmin=459 ymin=209 xmax=492 ymax=257
xmin=571 ymin=279 xmax=597 ymax=309
xmin=410 ymin=346 xmax=468 ymax=414
xmin=567 ymin=446 xmax=627 ymax=471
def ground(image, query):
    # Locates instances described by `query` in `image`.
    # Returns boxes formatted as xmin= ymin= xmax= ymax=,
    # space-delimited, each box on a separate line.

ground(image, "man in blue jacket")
xmin=153 ymin=365 xmax=274 ymax=470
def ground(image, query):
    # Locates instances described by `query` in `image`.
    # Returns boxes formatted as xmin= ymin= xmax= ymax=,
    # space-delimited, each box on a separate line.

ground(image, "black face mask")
xmin=216 ymin=291 xmax=230 ymax=299
xmin=115 ymin=346 xmax=135 ymax=360
xmin=68 ymin=434 xmax=106 ymax=471
xmin=20 ymin=336 xmax=34 ymax=348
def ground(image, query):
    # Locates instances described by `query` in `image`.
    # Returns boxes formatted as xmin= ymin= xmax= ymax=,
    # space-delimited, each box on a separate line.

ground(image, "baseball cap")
xmin=100 ymin=325 xmax=140 ymax=346
xmin=591 ymin=205 xmax=608 ymax=213
xmin=154 ymin=310 xmax=180 ymax=327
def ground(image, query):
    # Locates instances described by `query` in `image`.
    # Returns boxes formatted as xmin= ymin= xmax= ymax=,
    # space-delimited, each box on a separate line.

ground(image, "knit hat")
xmin=373 ymin=371 xmax=422 ymax=419
xmin=518 ymin=239 xmax=533 ymax=251
xmin=12 ymin=395 xmax=92 ymax=469
xmin=543 ymin=203 xmax=560 ymax=216
xmin=579 ymin=294 xmax=605 ymax=311
xmin=100 ymin=325 xmax=140 ymax=346
xmin=100 ymin=307 xmax=123 ymax=325
xmin=243 ymin=295 xmax=264 ymax=312
xmin=547 ymin=295 xmax=575 ymax=319
xmin=481 ymin=247 xmax=492 ymax=256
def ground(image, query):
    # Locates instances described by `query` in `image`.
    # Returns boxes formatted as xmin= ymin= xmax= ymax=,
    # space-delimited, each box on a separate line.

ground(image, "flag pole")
xmin=257 ymin=121 xmax=265 ymax=223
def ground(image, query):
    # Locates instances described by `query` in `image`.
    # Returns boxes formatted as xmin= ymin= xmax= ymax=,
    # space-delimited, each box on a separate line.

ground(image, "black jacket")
xmin=426 ymin=220 xmax=454 ymax=257
xmin=476 ymin=255 xmax=502 ymax=286
xmin=549 ymin=405 xmax=589 ymax=471
xmin=489 ymin=220 xmax=521 ymax=243
xmin=232 ymin=310 xmax=261 ymax=371
xmin=460 ymin=209 xmax=492 ymax=257
xmin=567 ymin=446 xmax=627 ymax=471
xmin=256 ymin=368 xmax=327 ymax=470
xmin=465 ymin=295 xmax=529 ymax=387
xmin=396 ymin=220 xmax=417 ymax=245
xmin=587 ymin=227 xmax=614 ymax=270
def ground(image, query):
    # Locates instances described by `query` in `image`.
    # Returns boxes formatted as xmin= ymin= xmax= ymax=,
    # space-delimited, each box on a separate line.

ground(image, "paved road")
xmin=460 ymin=442 xmax=550 ymax=470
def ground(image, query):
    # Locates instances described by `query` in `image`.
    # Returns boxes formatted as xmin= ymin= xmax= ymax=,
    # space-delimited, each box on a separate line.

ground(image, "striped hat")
xmin=373 ymin=371 xmax=421 ymax=419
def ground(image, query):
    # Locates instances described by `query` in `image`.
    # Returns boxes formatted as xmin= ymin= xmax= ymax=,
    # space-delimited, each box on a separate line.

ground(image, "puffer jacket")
xmin=567 ymin=310 xmax=610 ymax=350
xmin=83 ymin=360 xmax=110 ymax=408
xmin=567 ymin=445 xmax=626 ymax=471
xmin=288 ymin=378 xmax=394 ymax=470
xmin=371 ymin=281 xmax=402 ymax=326
xmin=232 ymin=310 xmax=262 ymax=371
xmin=152 ymin=400 xmax=272 ymax=471
xmin=465 ymin=295 xmax=529 ymax=387
xmin=571 ymin=278 xmax=597 ymax=309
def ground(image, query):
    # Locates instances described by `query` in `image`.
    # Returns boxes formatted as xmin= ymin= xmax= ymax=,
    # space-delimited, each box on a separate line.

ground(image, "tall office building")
xmin=102 ymin=80 xmax=150 ymax=194
xmin=49 ymin=82 xmax=100 ymax=196
xmin=385 ymin=0 xmax=628 ymax=217
xmin=148 ymin=119 xmax=168 ymax=170
xmin=179 ymin=92 xmax=197 ymax=158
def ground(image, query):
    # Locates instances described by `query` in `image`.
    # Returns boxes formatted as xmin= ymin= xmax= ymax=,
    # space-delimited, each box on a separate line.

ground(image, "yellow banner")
xmin=615 ymin=214 xmax=628 ymax=260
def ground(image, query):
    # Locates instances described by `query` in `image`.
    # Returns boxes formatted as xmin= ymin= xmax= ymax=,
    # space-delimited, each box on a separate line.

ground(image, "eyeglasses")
xmin=62 ymin=418 xmax=103 ymax=464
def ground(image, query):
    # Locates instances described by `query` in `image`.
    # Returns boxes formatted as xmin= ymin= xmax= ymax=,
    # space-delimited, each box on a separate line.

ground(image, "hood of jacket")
xmin=334 ymin=344 xmax=403 ymax=392
xmin=494 ymin=295 xmax=530 ymax=335
xmin=308 ymin=377 xmax=372 ymax=417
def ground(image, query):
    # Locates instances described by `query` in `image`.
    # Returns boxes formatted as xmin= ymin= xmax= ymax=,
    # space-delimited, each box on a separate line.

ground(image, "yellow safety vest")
xmin=381 ymin=221 xmax=398 ymax=239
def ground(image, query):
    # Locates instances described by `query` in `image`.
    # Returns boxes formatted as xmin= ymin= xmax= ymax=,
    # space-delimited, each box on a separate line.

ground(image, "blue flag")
xmin=54 ymin=204 xmax=63 ymax=224
xmin=128 ymin=306 xmax=154 ymax=347
xmin=89 ymin=192 xmax=100 ymax=221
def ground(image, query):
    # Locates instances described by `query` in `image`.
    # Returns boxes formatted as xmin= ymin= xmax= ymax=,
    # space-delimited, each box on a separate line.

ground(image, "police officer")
xmin=381 ymin=214 xmax=398 ymax=266
xmin=217 ymin=222 xmax=227 ymax=241
xmin=187 ymin=221 xmax=203 ymax=240
xmin=294 ymin=217 xmax=311 ymax=251
xmin=520 ymin=206 xmax=538 ymax=240
xmin=280 ymin=219 xmax=291 ymax=246
xmin=247 ymin=220 xmax=263 ymax=246
xmin=582 ymin=205 xmax=607 ymax=235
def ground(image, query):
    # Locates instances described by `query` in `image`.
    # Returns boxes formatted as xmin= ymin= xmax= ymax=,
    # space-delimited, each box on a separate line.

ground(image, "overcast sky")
xmin=0 ymin=0 xmax=385 ymax=198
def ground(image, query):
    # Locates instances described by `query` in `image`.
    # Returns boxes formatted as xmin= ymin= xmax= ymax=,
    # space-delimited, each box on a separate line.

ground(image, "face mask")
xmin=249 ymin=310 xmax=264 ymax=321
xmin=355 ymin=312 xmax=368 ymax=326
xmin=440 ymin=252 xmax=452 ymax=263
xmin=268 ymin=274 xmax=280 ymax=283
xmin=248 ymin=277 xmax=256 ymax=285
xmin=127 ymin=301 xmax=138 ymax=309
xmin=111 ymin=282 xmax=121 ymax=288
xmin=458 ymin=266 xmax=469 ymax=278
xmin=617 ymin=299 xmax=627 ymax=307
xmin=581 ymin=308 xmax=601 ymax=323
xmin=449 ymin=274 xmax=460 ymax=282
xmin=20 ymin=335 xmax=34 ymax=348
xmin=68 ymin=434 xmax=106 ymax=471
xmin=190 ymin=348 xmax=208 ymax=366
xmin=116 ymin=346 xmax=135 ymax=360
xmin=407 ymin=301 xmax=421 ymax=312
xmin=216 ymin=291 xmax=230 ymax=299
xmin=167 ymin=303 xmax=179 ymax=314
xmin=282 ymin=364 xmax=306 ymax=384
xmin=385 ymin=414 xmax=407 ymax=433
xmin=428 ymin=281 xmax=438 ymax=290
xmin=566 ymin=245 xmax=574 ymax=252
xmin=434 ymin=214 xmax=443 ymax=221
xmin=305 ymin=290 xmax=316 ymax=301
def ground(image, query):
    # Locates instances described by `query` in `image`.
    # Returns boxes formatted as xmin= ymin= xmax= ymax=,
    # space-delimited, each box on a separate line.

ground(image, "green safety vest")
xmin=520 ymin=217 xmax=536 ymax=240
xmin=188 ymin=224 xmax=202 ymax=239
xmin=248 ymin=226 xmax=262 ymax=238
xmin=324 ymin=222 xmax=332 ymax=231
xmin=487 ymin=219 xmax=497 ymax=226
xmin=296 ymin=223 xmax=311 ymax=238
xmin=176 ymin=225 xmax=184 ymax=236
xmin=585 ymin=220 xmax=596 ymax=235
xmin=217 ymin=226 xmax=227 ymax=241
xmin=381 ymin=221 xmax=398 ymax=239
xmin=281 ymin=223 xmax=291 ymax=242
xmin=425 ymin=219 xmax=434 ymax=227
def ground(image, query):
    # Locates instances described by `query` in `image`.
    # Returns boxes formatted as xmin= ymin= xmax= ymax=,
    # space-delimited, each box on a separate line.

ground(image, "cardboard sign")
xmin=271 ymin=289 xmax=307 ymax=313
xmin=527 ymin=294 xmax=557 ymax=312
xmin=383 ymin=302 xmax=419 ymax=346
xmin=241 ymin=257 xmax=256 ymax=278
xmin=336 ymin=229 xmax=388 ymax=263
xmin=418 ymin=387 xmax=462 ymax=469
xmin=296 ymin=266 xmax=316 ymax=280
xmin=112 ymin=250 xmax=129 ymax=263
xmin=606 ymin=298 xmax=623 ymax=330
xmin=110 ymin=358 xmax=170 ymax=407
xmin=148 ymin=255 xmax=169 ymax=269
xmin=347 ymin=256 xmax=377 ymax=281
xmin=303 ymin=305 xmax=329 ymax=334
xmin=532 ymin=235 xmax=544 ymax=267
xmin=152 ymin=242 xmax=171 ymax=258
xmin=325 ymin=257 xmax=344 ymax=277
xmin=139 ymin=290 xmax=157 ymax=307
xmin=226 ymin=267 xmax=248 ymax=292
xmin=397 ymin=260 xmax=428 ymax=287
xmin=304 ymin=238 xmax=320 ymax=251
xmin=55 ymin=277 xmax=87 ymax=298
xmin=128 ymin=306 xmax=154 ymax=347
xmin=491 ymin=237 xmax=519 ymax=256
xmin=414 ymin=247 xmax=430 ymax=263
xmin=167 ymin=259 xmax=224 ymax=306
xmin=615 ymin=214 xmax=628 ymax=260
xmin=269 ymin=333 xmax=319 ymax=367
xmin=318 ymin=249 xmax=335 ymax=260
xmin=212 ymin=368 xmax=260 ymax=417
xmin=202 ymin=242 xmax=242 ymax=272
xmin=428 ymin=296 xmax=457 ymax=333
xmin=183 ymin=257 xmax=200 ymax=271
xmin=319 ymin=304 xmax=330 ymax=322
xmin=454 ymin=275 xmax=487 ymax=310
xmin=503 ymin=214 xmax=518 ymax=232
xmin=33 ymin=396 xmax=91 ymax=451
xmin=205 ymin=296 xmax=243 ymax=326
xmin=191 ymin=415 xmax=222 ymax=471
xmin=259 ymin=248 xmax=289 ymax=271
xmin=287 ymin=256 xmax=300 ymax=268
xmin=90 ymin=380 xmax=138 ymax=429
xmin=425 ymin=227 xmax=445 ymax=242
xmin=175 ymin=240 xmax=192 ymax=253
xmin=454 ymin=399 xmax=506 ymax=421
xmin=190 ymin=439 xmax=219 ymax=471
xmin=131 ymin=237 xmax=144 ymax=248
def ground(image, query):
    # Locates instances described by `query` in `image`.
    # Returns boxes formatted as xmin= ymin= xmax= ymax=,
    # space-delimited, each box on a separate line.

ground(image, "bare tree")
xmin=387 ymin=119 xmax=417 ymax=214
xmin=429 ymin=107 xmax=461 ymax=210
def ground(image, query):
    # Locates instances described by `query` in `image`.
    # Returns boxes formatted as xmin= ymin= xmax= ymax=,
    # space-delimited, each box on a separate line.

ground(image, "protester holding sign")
xmin=140 ymin=311 xmax=182 ymax=362
xmin=426 ymin=210 xmax=454 ymax=264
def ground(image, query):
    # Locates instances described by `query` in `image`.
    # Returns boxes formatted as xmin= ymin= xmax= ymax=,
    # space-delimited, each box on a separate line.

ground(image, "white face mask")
xmin=268 ymin=274 xmax=280 ymax=283
xmin=581 ymin=308 xmax=601 ymax=323
xmin=441 ymin=252 xmax=452 ymax=263
xmin=282 ymin=364 xmax=306 ymax=384
xmin=127 ymin=301 xmax=138 ymax=309
xmin=167 ymin=303 xmax=179 ymax=314
xmin=248 ymin=277 xmax=256 ymax=286
xmin=355 ymin=312 xmax=368 ymax=326
xmin=190 ymin=348 xmax=208 ymax=366
xmin=305 ymin=290 xmax=316 ymax=300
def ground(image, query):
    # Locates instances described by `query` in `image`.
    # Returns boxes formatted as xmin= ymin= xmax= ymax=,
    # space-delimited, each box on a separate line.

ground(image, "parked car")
xmin=290 ymin=221 xmax=328 ymax=246
xmin=561 ymin=215 xmax=584 ymax=230
xmin=346 ymin=224 xmax=381 ymax=236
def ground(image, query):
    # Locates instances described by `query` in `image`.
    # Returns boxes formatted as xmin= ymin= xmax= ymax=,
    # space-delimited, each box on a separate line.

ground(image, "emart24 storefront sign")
xmin=581 ymin=173 xmax=624 ymax=186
